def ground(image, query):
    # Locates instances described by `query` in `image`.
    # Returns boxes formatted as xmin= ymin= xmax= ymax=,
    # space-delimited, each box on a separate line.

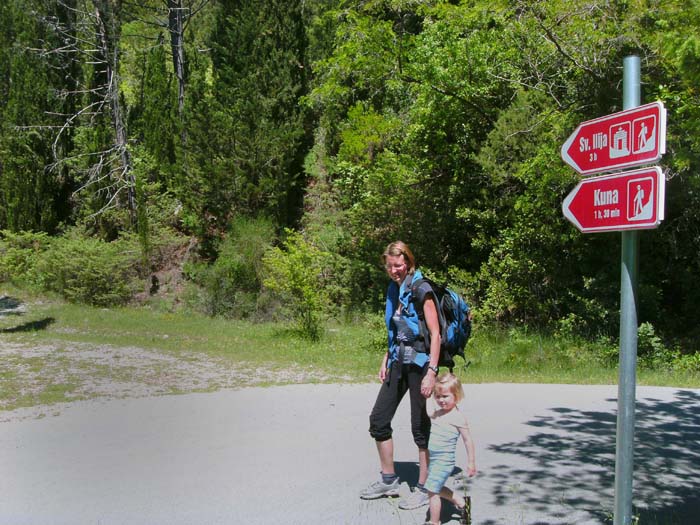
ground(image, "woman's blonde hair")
xmin=434 ymin=372 xmax=464 ymax=403
xmin=381 ymin=241 xmax=416 ymax=274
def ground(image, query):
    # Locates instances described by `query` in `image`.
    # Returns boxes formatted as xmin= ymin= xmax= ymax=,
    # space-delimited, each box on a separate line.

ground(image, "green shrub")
xmin=637 ymin=322 xmax=680 ymax=369
xmin=0 ymin=230 xmax=51 ymax=285
xmin=262 ymin=230 xmax=333 ymax=340
xmin=120 ymin=226 xmax=192 ymax=274
xmin=673 ymin=352 xmax=700 ymax=374
xmin=187 ymin=217 xmax=276 ymax=319
xmin=34 ymin=234 xmax=141 ymax=307
xmin=363 ymin=311 xmax=388 ymax=354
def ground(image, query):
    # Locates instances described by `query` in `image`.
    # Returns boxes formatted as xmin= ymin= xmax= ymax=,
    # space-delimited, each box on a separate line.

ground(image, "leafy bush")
xmin=638 ymin=323 xmax=700 ymax=374
xmin=673 ymin=352 xmax=700 ymax=374
xmin=587 ymin=322 xmax=700 ymax=373
xmin=0 ymin=230 xmax=51 ymax=285
xmin=34 ymin=233 xmax=141 ymax=307
xmin=262 ymin=230 xmax=333 ymax=340
xmin=186 ymin=217 xmax=276 ymax=319
xmin=362 ymin=311 xmax=388 ymax=355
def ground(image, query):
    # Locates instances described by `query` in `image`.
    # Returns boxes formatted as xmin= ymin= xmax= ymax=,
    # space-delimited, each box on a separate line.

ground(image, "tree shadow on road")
xmin=477 ymin=389 xmax=700 ymax=524
xmin=1 ymin=317 xmax=55 ymax=333
xmin=0 ymin=296 xmax=55 ymax=332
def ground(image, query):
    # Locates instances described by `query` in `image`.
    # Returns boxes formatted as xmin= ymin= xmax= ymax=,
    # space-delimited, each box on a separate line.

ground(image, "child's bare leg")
xmin=439 ymin=486 xmax=466 ymax=509
xmin=427 ymin=491 xmax=441 ymax=524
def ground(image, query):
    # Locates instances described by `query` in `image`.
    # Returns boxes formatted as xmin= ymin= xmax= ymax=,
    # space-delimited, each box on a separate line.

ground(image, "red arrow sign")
xmin=562 ymin=167 xmax=665 ymax=233
xmin=561 ymin=102 xmax=666 ymax=175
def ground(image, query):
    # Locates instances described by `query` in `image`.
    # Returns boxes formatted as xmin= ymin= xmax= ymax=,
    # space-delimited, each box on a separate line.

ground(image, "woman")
xmin=360 ymin=241 xmax=442 ymax=510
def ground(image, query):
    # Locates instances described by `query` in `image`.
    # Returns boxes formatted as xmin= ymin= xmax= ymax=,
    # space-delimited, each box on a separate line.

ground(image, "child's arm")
xmin=458 ymin=422 xmax=477 ymax=477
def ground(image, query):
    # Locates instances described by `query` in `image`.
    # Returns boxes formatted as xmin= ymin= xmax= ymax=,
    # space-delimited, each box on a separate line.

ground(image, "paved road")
xmin=1 ymin=383 xmax=699 ymax=524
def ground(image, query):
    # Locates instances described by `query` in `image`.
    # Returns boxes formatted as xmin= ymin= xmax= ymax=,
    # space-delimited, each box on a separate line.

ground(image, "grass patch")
xmin=458 ymin=326 xmax=700 ymax=388
xmin=9 ymin=300 xmax=383 ymax=378
xmin=1 ymin=290 xmax=699 ymax=413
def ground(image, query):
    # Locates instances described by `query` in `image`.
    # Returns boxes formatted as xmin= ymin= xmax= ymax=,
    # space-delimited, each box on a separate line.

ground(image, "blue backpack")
xmin=410 ymin=277 xmax=472 ymax=371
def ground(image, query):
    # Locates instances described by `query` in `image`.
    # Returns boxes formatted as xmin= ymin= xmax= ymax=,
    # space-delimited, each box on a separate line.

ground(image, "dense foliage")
xmin=1 ymin=1 xmax=700 ymax=351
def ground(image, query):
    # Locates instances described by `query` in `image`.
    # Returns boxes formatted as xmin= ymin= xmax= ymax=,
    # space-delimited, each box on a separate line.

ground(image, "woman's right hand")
xmin=378 ymin=353 xmax=389 ymax=382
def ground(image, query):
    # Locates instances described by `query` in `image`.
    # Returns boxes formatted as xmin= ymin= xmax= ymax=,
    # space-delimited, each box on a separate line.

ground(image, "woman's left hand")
xmin=421 ymin=372 xmax=436 ymax=397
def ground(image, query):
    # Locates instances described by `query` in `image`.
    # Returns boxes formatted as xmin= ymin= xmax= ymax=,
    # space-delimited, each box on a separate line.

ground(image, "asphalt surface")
xmin=1 ymin=383 xmax=699 ymax=524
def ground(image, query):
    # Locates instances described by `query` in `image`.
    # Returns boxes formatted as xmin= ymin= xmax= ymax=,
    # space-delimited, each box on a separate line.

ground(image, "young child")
xmin=423 ymin=373 xmax=477 ymax=525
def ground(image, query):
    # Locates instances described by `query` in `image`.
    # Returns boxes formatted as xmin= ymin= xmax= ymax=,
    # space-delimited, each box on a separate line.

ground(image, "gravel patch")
xmin=1 ymin=294 xmax=349 ymax=421
xmin=0 ymin=339 xmax=333 ymax=421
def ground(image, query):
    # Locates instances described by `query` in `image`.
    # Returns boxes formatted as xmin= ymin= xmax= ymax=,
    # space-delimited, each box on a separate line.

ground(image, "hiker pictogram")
xmin=627 ymin=176 xmax=654 ymax=221
xmin=633 ymin=115 xmax=657 ymax=154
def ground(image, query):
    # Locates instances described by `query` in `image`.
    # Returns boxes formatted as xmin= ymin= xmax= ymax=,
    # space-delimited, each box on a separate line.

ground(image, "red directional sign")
xmin=561 ymin=102 xmax=666 ymax=175
xmin=562 ymin=167 xmax=665 ymax=233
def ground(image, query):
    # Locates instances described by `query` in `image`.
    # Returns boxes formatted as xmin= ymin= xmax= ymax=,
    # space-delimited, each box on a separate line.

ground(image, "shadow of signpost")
xmin=478 ymin=390 xmax=700 ymax=524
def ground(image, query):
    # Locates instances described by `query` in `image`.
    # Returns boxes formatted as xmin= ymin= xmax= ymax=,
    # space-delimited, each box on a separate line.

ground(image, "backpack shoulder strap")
xmin=410 ymin=278 xmax=440 ymax=320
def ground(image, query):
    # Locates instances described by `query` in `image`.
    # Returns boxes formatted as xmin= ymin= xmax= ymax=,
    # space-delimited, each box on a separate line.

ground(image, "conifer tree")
xmin=139 ymin=33 xmax=177 ymax=180
xmin=0 ymin=0 xmax=77 ymax=232
xmin=209 ymin=0 xmax=311 ymax=229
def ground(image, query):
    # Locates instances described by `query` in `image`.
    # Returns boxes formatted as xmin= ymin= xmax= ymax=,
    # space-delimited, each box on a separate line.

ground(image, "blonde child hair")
xmin=434 ymin=372 xmax=464 ymax=403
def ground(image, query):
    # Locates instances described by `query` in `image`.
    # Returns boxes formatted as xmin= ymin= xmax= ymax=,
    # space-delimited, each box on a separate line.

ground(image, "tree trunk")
xmin=94 ymin=0 xmax=136 ymax=219
xmin=168 ymin=0 xmax=186 ymax=120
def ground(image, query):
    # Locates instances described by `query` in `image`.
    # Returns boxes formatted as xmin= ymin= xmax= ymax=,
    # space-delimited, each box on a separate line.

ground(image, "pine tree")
xmin=0 ymin=0 xmax=77 ymax=232
xmin=209 ymin=0 xmax=311 ymax=229
xmin=140 ymin=33 xmax=177 ymax=179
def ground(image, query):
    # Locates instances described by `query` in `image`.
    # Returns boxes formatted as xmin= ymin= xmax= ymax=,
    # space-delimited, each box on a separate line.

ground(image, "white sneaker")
xmin=360 ymin=477 xmax=400 ymax=499
xmin=398 ymin=487 xmax=429 ymax=509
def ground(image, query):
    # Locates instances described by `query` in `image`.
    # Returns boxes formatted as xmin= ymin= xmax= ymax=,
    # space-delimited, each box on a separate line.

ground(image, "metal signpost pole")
xmin=614 ymin=55 xmax=640 ymax=525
